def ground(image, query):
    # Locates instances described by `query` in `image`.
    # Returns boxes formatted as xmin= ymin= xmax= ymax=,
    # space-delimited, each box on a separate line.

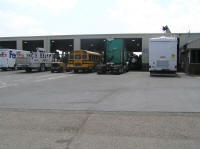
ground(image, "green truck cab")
xmin=97 ymin=39 xmax=129 ymax=74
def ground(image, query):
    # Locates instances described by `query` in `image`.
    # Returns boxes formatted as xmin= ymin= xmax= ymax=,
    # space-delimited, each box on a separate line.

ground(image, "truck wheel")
xmin=51 ymin=70 xmax=54 ymax=73
xmin=40 ymin=64 xmax=45 ymax=72
xmin=12 ymin=65 xmax=16 ymax=71
xmin=117 ymin=68 xmax=123 ymax=74
xmin=2 ymin=68 xmax=7 ymax=71
xmin=25 ymin=68 xmax=32 ymax=73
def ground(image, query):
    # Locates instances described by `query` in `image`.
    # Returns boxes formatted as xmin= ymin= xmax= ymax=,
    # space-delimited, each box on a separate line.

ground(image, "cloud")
xmin=27 ymin=28 xmax=47 ymax=35
xmin=0 ymin=12 xmax=41 ymax=28
xmin=107 ymin=0 xmax=200 ymax=33
xmin=11 ymin=0 xmax=78 ymax=15
xmin=0 ymin=10 xmax=44 ymax=36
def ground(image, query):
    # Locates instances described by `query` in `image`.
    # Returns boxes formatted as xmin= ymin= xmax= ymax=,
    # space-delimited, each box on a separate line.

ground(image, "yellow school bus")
xmin=68 ymin=50 xmax=102 ymax=73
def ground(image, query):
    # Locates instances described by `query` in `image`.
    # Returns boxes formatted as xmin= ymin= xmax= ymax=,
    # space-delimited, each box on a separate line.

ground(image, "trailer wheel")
xmin=40 ymin=64 xmax=45 ymax=72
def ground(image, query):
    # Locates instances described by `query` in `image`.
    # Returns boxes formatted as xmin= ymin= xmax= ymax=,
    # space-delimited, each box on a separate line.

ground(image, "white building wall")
xmin=1 ymin=33 xmax=200 ymax=66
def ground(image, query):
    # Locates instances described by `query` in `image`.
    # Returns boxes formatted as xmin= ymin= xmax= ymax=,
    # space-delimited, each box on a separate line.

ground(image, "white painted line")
xmin=0 ymin=86 xmax=7 ymax=89
xmin=0 ymin=83 xmax=18 ymax=89
xmin=37 ymin=74 xmax=57 ymax=78
xmin=0 ymin=74 xmax=74 ymax=89
xmin=34 ymin=75 xmax=73 ymax=82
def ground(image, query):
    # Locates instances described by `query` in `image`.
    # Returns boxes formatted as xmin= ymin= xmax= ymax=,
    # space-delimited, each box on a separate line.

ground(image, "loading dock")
xmin=81 ymin=39 xmax=106 ymax=54
xmin=115 ymin=38 xmax=142 ymax=70
xmin=23 ymin=40 xmax=44 ymax=52
xmin=0 ymin=41 xmax=17 ymax=49
xmin=115 ymin=38 xmax=142 ymax=53
xmin=50 ymin=39 xmax=74 ymax=53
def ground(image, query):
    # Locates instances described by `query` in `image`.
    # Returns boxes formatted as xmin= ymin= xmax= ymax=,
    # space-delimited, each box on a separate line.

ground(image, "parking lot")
xmin=0 ymin=70 xmax=200 ymax=112
xmin=1 ymin=70 xmax=200 ymax=149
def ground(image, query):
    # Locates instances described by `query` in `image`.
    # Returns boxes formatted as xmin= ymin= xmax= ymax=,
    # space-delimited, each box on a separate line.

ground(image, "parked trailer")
xmin=16 ymin=48 xmax=54 ymax=72
xmin=96 ymin=39 xmax=129 ymax=74
xmin=0 ymin=49 xmax=29 ymax=71
xmin=149 ymin=37 xmax=177 ymax=76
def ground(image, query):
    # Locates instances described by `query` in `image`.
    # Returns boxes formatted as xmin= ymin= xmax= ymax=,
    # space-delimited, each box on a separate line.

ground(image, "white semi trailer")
xmin=149 ymin=37 xmax=177 ymax=76
xmin=16 ymin=48 xmax=54 ymax=72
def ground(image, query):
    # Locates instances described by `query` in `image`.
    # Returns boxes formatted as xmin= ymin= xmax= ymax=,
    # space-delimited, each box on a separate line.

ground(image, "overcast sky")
xmin=0 ymin=0 xmax=199 ymax=37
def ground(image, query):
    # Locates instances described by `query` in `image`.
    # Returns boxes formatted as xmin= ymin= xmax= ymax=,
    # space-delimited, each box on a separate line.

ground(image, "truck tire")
xmin=40 ymin=64 xmax=45 ymax=72
xmin=12 ymin=65 xmax=16 ymax=71
xmin=59 ymin=68 xmax=64 ymax=73
xmin=51 ymin=70 xmax=54 ymax=73
xmin=97 ymin=70 xmax=103 ymax=74
xmin=2 ymin=68 xmax=7 ymax=71
xmin=117 ymin=68 xmax=123 ymax=75
xmin=25 ymin=68 xmax=32 ymax=73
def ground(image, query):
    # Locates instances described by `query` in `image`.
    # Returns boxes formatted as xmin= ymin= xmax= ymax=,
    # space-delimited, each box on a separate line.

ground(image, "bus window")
xmin=75 ymin=54 xmax=81 ymax=59
xmin=82 ymin=55 xmax=87 ymax=59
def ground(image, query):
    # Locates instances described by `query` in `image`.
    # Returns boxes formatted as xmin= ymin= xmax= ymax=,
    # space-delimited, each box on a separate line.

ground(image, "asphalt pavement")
xmin=0 ymin=70 xmax=200 ymax=149
xmin=0 ymin=70 xmax=200 ymax=112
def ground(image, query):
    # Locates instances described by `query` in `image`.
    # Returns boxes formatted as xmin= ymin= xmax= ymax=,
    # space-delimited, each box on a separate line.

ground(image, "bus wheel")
xmin=74 ymin=69 xmax=78 ymax=73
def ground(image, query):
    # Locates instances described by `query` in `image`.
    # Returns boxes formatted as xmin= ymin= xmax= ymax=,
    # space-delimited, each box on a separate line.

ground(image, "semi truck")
xmin=16 ymin=48 xmax=54 ymax=72
xmin=0 ymin=49 xmax=29 ymax=71
xmin=96 ymin=39 xmax=129 ymax=74
xmin=149 ymin=37 xmax=177 ymax=76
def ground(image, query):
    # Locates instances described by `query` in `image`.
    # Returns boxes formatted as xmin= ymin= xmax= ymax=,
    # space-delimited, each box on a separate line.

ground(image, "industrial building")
xmin=0 ymin=33 xmax=200 ymax=71
xmin=180 ymin=38 xmax=200 ymax=74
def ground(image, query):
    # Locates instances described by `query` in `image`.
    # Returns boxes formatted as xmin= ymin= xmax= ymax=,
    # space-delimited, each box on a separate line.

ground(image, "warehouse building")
xmin=180 ymin=38 xmax=200 ymax=74
xmin=0 ymin=33 xmax=200 ymax=71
